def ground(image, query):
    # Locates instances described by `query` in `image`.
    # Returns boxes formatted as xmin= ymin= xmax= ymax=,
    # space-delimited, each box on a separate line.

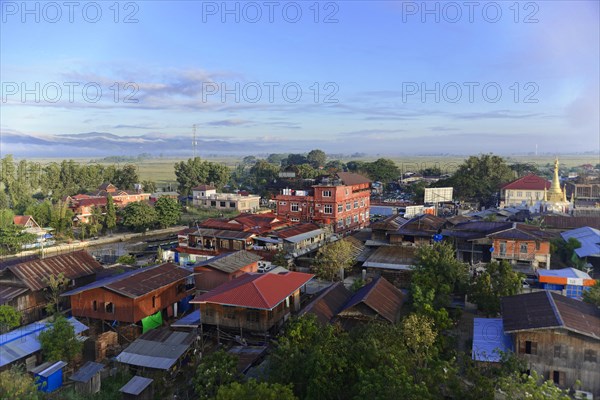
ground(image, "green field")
xmin=26 ymin=154 xmax=599 ymax=189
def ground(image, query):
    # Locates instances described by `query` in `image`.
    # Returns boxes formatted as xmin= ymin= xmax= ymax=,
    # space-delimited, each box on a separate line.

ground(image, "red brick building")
xmin=275 ymin=172 xmax=371 ymax=234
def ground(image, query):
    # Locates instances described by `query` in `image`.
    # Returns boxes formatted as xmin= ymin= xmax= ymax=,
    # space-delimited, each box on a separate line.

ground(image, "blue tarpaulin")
xmin=472 ymin=318 xmax=513 ymax=362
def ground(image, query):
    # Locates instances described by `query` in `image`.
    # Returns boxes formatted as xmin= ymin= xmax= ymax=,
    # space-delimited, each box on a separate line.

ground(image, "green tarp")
xmin=141 ymin=311 xmax=163 ymax=333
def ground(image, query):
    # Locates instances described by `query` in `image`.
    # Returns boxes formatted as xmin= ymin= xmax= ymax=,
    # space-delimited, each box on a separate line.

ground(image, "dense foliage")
xmin=175 ymin=157 xmax=230 ymax=195
xmin=154 ymin=197 xmax=182 ymax=228
xmin=314 ymin=239 xmax=356 ymax=281
xmin=194 ymin=350 xmax=238 ymax=400
xmin=0 ymin=305 xmax=21 ymax=333
xmin=468 ymin=261 xmax=523 ymax=316
xmin=0 ymin=365 xmax=41 ymax=399
xmin=38 ymin=313 xmax=82 ymax=362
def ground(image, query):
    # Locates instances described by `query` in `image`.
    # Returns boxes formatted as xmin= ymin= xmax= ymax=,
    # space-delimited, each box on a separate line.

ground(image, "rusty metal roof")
xmin=339 ymin=276 xmax=404 ymax=323
xmin=299 ymin=282 xmax=352 ymax=325
xmin=0 ymin=285 xmax=29 ymax=305
xmin=502 ymin=291 xmax=600 ymax=340
xmin=195 ymin=251 xmax=262 ymax=274
xmin=62 ymin=262 xmax=191 ymax=298
xmin=8 ymin=251 xmax=103 ymax=291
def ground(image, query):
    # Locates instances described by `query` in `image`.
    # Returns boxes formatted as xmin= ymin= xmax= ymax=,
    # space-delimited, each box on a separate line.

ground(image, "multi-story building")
xmin=192 ymin=185 xmax=261 ymax=213
xmin=500 ymin=174 xmax=551 ymax=207
xmin=275 ymin=172 xmax=371 ymax=234
xmin=502 ymin=291 xmax=600 ymax=397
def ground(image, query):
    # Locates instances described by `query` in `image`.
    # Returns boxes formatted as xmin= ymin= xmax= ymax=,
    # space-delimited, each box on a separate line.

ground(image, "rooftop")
xmin=338 ymin=276 xmax=404 ymax=324
xmin=195 ymin=251 xmax=262 ymax=274
xmin=191 ymin=271 xmax=314 ymax=310
xmin=561 ymin=226 xmax=600 ymax=258
xmin=501 ymin=174 xmax=551 ymax=191
xmin=501 ymin=291 xmax=600 ymax=340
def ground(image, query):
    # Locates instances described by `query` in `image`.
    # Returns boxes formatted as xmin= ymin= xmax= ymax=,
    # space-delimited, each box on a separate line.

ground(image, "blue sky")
xmin=1 ymin=0 xmax=599 ymax=156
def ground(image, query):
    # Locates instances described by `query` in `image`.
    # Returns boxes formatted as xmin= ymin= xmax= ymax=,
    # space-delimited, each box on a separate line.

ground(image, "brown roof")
xmin=502 ymin=291 xmax=600 ymax=340
xmin=363 ymin=246 xmax=416 ymax=270
xmin=299 ymin=282 xmax=351 ymax=325
xmin=338 ymin=276 xmax=403 ymax=323
xmin=275 ymin=223 xmax=321 ymax=239
xmin=542 ymin=216 xmax=600 ymax=230
xmin=8 ymin=251 xmax=103 ymax=291
xmin=62 ymin=262 xmax=192 ymax=298
xmin=336 ymin=172 xmax=372 ymax=186
xmin=0 ymin=285 xmax=29 ymax=305
xmin=12 ymin=215 xmax=35 ymax=226
xmin=194 ymin=251 xmax=262 ymax=274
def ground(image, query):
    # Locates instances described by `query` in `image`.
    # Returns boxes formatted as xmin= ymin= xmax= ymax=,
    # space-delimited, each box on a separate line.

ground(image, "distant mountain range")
xmin=0 ymin=131 xmax=264 ymax=158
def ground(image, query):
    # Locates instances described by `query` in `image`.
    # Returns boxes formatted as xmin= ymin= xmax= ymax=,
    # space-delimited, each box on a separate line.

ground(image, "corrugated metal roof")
xmin=501 ymin=291 xmax=600 ymax=340
xmin=191 ymin=271 xmax=314 ymax=310
xmin=275 ymin=223 xmax=322 ymax=239
xmin=195 ymin=251 xmax=262 ymax=274
xmin=543 ymin=216 xmax=600 ymax=230
xmin=69 ymin=361 xmax=105 ymax=382
xmin=0 ymin=285 xmax=29 ymax=305
xmin=192 ymin=228 xmax=254 ymax=240
xmin=363 ymin=246 xmax=416 ymax=270
xmin=8 ymin=251 xmax=103 ymax=291
xmin=0 ymin=317 xmax=88 ymax=368
xmin=31 ymin=360 xmax=67 ymax=377
xmin=62 ymin=263 xmax=191 ymax=298
xmin=561 ymin=226 xmax=600 ymax=258
xmin=472 ymin=318 xmax=513 ymax=362
xmin=171 ymin=310 xmax=201 ymax=328
xmin=299 ymin=282 xmax=351 ymax=325
xmin=116 ymin=329 xmax=195 ymax=370
xmin=537 ymin=267 xmax=591 ymax=280
xmin=339 ymin=276 xmax=403 ymax=323
xmin=228 ymin=346 xmax=267 ymax=374
xmin=119 ymin=376 xmax=153 ymax=395
xmin=282 ymin=229 xmax=323 ymax=244
xmin=335 ymin=172 xmax=371 ymax=186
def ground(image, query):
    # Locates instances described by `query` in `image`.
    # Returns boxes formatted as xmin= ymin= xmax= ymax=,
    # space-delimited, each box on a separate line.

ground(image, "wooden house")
xmin=62 ymin=263 xmax=194 ymax=324
xmin=69 ymin=361 xmax=105 ymax=394
xmin=191 ymin=271 xmax=313 ymax=334
xmin=502 ymin=291 xmax=600 ymax=396
xmin=0 ymin=251 xmax=103 ymax=324
xmin=193 ymin=250 xmax=261 ymax=292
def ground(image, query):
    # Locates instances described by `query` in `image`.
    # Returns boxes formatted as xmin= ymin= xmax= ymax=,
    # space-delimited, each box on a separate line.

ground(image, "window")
xmin=346 ymin=217 xmax=351 ymax=226
xmin=584 ymin=349 xmax=597 ymax=363
xmin=338 ymin=204 xmax=343 ymax=213
xmin=337 ymin=220 xmax=344 ymax=228
xmin=279 ymin=201 xmax=287 ymax=205
xmin=535 ymin=241 xmax=541 ymax=250
xmin=204 ymin=308 xmax=214 ymax=317
xmin=229 ymin=202 xmax=235 ymax=208
xmin=554 ymin=345 xmax=567 ymax=359
xmin=291 ymin=217 xmax=300 ymax=222
xmin=361 ymin=199 xmax=365 ymax=207
xmin=499 ymin=241 xmax=507 ymax=256
xmin=360 ymin=213 xmax=364 ymax=221
xmin=520 ymin=340 xmax=537 ymax=355
xmin=520 ymin=243 xmax=528 ymax=253
xmin=354 ymin=215 xmax=359 ymax=223
xmin=246 ymin=311 xmax=259 ymax=323
xmin=291 ymin=203 xmax=299 ymax=212
xmin=224 ymin=307 xmax=235 ymax=319
xmin=322 ymin=190 xmax=331 ymax=197
xmin=324 ymin=204 xmax=333 ymax=214
xmin=105 ymin=302 xmax=114 ymax=314
xmin=526 ymin=191 xmax=531 ymax=198
xmin=354 ymin=200 xmax=359 ymax=209
xmin=92 ymin=300 xmax=97 ymax=311
xmin=152 ymin=296 xmax=156 ymax=308
xmin=346 ymin=202 xmax=351 ymax=211
xmin=517 ymin=191 xmax=522 ymax=197
xmin=365 ymin=211 xmax=369 ymax=219
xmin=220 ymin=201 xmax=226 ymax=207
xmin=345 ymin=189 xmax=349 ymax=195
xmin=552 ymin=370 xmax=565 ymax=386
xmin=211 ymin=200 xmax=217 ymax=207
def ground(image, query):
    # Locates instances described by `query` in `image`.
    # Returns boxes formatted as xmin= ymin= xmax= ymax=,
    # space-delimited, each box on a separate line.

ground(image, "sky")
xmin=1 ymin=0 xmax=599 ymax=156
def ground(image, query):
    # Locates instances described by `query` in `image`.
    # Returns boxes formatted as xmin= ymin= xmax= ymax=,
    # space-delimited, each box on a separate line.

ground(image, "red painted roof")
xmin=13 ymin=215 xmax=33 ymax=226
xmin=191 ymin=271 xmax=314 ymax=310
xmin=501 ymin=174 xmax=551 ymax=191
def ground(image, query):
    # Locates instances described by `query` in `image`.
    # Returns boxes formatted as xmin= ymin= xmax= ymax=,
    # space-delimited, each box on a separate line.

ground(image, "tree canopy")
xmin=583 ymin=280 xmax=600 ymax=307
xmin=174 ymin=157 xmax=230 ymax=196
xmin=216 ymin=380 xmax=297 ymax=400
xmin=0 ymin=365 xmax=41 ymax=400
xmin=468 ymin=261 xmax=523 ymax=316
xmin=314 ymin=239 xmax=356 ymax=281
xmin=38 ymin=313 xmax=82 ymax=362
xmin=120 ymin=202 xmax=157 ymax=232
xmin=154 ymin=197 xmax=181 ymax=228
xmin=194 ymin=350 xmax=238 ymax=400
xmin=0 ymin=305 xmax=21 ymax=333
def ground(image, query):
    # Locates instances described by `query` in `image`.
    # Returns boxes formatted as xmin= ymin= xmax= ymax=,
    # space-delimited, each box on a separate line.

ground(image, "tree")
xmin=117 ymin=254 xmax=136 ymax=265
xmin=314 ymin=239 xmax=356 ymax=281
xmin=0 ymin=365 xmax=41 ymax=399
xmin=216 ymin=380 xmax=297 ymax=400
xmin=583 ymin=280 xmax=600 ymax=307
xmin=438 ymin=154 xmax=514 ymax=208
xmin=496 ymin=370 xmax=571 ymax=400
xmin=38 ymin=313 xmax=82 ymax=362
xmin=283 ymin=153 xmax=308 ymax=167
xmin=551 ymin=237 xmax=585 ymax=268
xmin=0 ymin=224 xmax=36 ymax=255
xmin=0 ymin=208 xmax=14 ymax=227
xmin=175 ymin=157 xmax=231 ymax=196
xmin=306 ymin=149 xmax=327 ymax=169
xmin=193 ymin=350 xmax=238 ymax=400
xmin=114 ymin=164 xmax=139 ymax=190
xmin=49 ymin=200 xmax=74 ymax=237
xmin=140 ymin=180 xmax=157 ymax=194
xmin=104 ymin=194 xmax=117 ymax=233
xmin=468 ymin=261 xmax=523 ymax=316
xmin=45 ymin=273 xmax=70 ymax=315
xmin=154 ymin=197 xmax=181 ymax=228
xmin=0 ymin=305 xmax=21 ymax=333
xmin=411 ymin=242 xmax=469 ymax=310
xmin=120 ymin=202 xmax=156 ymax=232
xmin=362 ymin=158 xmax=400 ymax=182
xmin=294 ymin=163 xmax=319 ymax=179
